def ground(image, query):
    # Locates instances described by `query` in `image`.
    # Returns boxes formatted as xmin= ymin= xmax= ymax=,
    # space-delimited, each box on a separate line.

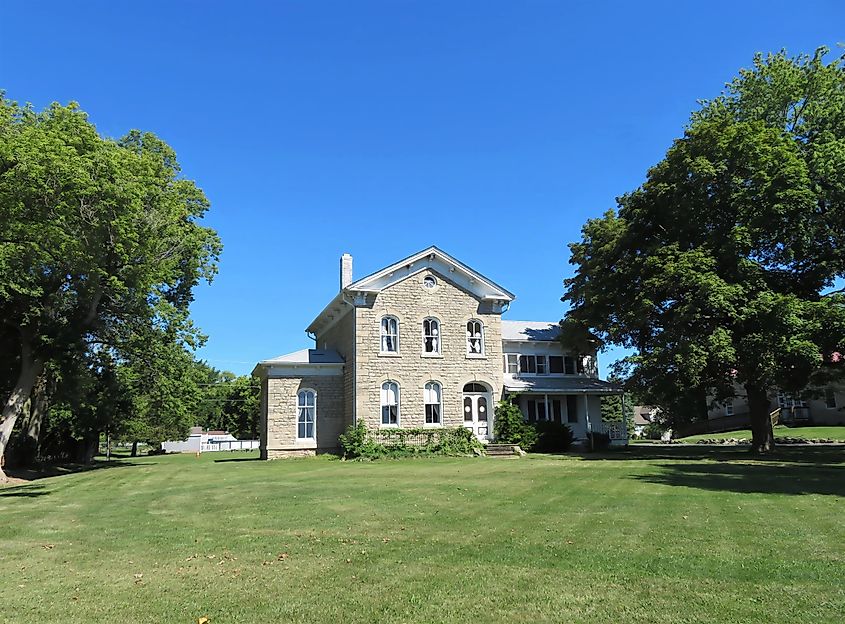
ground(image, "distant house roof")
xmin=501 ymin=320 xmax=561 ymax=342
xmin=633 ymin=406 xmax=660 ymax=426
xmin=258 ymin=348 xmax=345 ymax=366
xmin=503 ymin=374 xmax=621 ymax=395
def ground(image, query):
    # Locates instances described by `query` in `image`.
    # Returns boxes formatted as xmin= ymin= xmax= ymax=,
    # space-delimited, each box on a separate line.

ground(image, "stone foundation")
xmin=266 ymin=448 xmax=317 ymax=459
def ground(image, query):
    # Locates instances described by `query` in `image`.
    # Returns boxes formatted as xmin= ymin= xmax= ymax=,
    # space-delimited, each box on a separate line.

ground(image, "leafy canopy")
xmin=563 ymin=48 xmax=845 ymax=424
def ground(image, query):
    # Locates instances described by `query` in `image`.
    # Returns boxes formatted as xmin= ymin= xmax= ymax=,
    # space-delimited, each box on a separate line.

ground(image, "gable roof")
xmin=502 ymin=320 xmax=561 ymax=342
xmin=306 ymin=246 xmax=515 ymax=335
xmin=348 ymin=246 xmax=515 ymax=301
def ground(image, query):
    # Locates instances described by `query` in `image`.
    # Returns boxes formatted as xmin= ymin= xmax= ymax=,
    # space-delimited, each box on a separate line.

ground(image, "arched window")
xmin=463 ymin=382 xmax=488 ymax=393
xmin=423 ymin=318 xmax=440 ymax=354
xmin=424 ymin=381 xmax=442 ymax=424
xmin=466 ymin=320 xmax=484 ymax=355
xmin=381 ymin=316 xmax=399 ymax=353
xmin=381 ymin=381 xmax=400 ymax=425
xmin=297 ymin=390 xmax=316 ymax=439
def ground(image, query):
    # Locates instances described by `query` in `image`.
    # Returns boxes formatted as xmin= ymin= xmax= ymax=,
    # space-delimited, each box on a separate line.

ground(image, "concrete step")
xmin=484 ymin=444 xmax=522 ymax=457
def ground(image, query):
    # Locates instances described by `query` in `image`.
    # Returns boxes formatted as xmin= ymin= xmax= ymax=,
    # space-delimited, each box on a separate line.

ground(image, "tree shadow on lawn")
xmin=1 ymin=457 xmax=139 ymax=493
xmin=630 ymin=460 xmax=845 ymax=496
xmin=212 ymin=457 xmax=262 ymax=463
xmin=0 ymin=483 xmax=51 ymax=498
xmin=578 ymin=444 xmax=845 ymax=466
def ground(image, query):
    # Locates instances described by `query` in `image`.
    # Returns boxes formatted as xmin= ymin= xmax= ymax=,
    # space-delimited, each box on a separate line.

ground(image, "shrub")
xmin=642 ymin=422 xmax=665 ymax=440
xmin=339 ymin=422 xmax=385 ymax=459
xmin=493 ymin=400 xmax=538 ymax=451
xmin=531 ymin=421 xmax=574 ymax=452
xmin=339 ymin=423 xmax=482 ymax=460
xmin=586 ymin=431 xmax=611 ymax=451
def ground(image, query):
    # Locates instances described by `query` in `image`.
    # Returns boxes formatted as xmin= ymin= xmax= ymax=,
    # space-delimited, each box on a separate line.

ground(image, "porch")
xmin=503 ymin=375 xmax=628 ymax=445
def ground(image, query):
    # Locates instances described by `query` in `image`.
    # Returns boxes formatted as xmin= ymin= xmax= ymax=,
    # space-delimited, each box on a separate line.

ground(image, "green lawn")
xmin=2 ymin=447 xmax=844 ymax=624
xmin=678 ymin=425 xmax=845 ymax=443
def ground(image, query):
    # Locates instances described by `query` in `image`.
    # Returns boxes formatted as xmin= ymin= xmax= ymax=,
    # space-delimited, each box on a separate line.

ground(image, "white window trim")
xmin=504 ymin=353 xmax=518 ymax=374
xmin=424 ymin=381 xmax=443 ymax=427
xmin=296 ymin=389 xmax=317 ymax=440
xmin=381 ymin=381 xmax=401 ymax=427
xmin=466 ymin=319 xmax=486 ymax=358
xmin=825 ymin=388 xmax=837 ymax=409
xmin=422 ymin=317 xmax=442 ymax=357
xmin=724 ymin=400 xmax=734 ymax=416
xmin=380 ymin=315 xmax=400 ymax=355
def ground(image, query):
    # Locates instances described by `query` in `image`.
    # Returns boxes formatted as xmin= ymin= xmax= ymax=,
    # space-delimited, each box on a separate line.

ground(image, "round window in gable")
xmin=423 ymin=275 xmax=437 ymax=290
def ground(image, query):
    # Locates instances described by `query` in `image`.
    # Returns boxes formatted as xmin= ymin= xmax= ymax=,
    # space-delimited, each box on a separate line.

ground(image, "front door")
xmin=463 ymin=392 xmax=491 ymax=440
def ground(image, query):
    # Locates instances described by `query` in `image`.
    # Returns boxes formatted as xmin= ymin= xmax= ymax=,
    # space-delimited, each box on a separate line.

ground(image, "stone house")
xmin=252 ymin=247 xmax=624 ymax=459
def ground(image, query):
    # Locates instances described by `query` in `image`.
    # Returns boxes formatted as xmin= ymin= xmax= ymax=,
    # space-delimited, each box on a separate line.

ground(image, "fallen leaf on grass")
xmin=277 ymin=552 xmax=289 ymax=561
xmin=198 ymin=617 xmax=209 ymax=624
xmin=42 ymin=544 xmax=55 ymax=550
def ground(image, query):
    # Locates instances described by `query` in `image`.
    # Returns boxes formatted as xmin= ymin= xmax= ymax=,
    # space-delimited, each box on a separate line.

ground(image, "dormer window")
xmin=380 ymin=316 xmax=399 ymax=353
xmin=423 ymin=318 xmax=440 ymax=354
xmin=466 ymin=320 xmax=484 ymax=356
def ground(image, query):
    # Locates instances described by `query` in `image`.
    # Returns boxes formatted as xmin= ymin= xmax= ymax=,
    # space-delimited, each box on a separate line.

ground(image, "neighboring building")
xmin=708 ymin=386 xmax=845 ymax=427
xmin=252 ymin=247 xmax=624 ymax=459
xmin=162 ymin=427 xmax=260 ymax=453
xmin=632 ymin=405 xmax=660 ymax=437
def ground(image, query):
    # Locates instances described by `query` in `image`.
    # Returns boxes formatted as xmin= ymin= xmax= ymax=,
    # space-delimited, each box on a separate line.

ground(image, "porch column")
xmin=621 ymin=392 xmax=628 ymax=443
xmin=584 ymin=393 xmax=593 ymax=451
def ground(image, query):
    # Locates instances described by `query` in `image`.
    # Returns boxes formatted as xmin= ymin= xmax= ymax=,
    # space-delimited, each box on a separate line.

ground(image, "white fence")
xmin=200 ymin=440 xmax=260 ymax=452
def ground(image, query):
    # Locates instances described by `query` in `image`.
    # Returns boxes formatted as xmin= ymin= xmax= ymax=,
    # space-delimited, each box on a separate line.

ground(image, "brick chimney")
xmin=340 ymin=253 xmax=353 ymax=289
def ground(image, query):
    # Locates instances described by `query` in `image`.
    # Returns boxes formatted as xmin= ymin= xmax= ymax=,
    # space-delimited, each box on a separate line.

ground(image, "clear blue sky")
xmin=2 ymin=1 xmax=842 ymax=377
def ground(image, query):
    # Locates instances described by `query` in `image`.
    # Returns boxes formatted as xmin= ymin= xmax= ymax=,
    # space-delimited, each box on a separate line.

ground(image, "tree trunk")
xmin=131 ymin=441 xmax=138 ymax=457
xmin=0 ymin=337 xmax=44 ymax=481
xmin=746 ymin=383 xmax=774 ymax=453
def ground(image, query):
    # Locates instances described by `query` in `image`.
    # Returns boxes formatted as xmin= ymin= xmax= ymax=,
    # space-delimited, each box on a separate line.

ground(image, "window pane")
xmin=826 ymin=389 xmax=837 ymax=409
xmin=536 ymin=356 xmax=546 ymax=375
xmin=564 ymin=357 xmax=575 ymax=375
xmin=506 ymin=354 xmax=518 ymax=374
xmin=478 ymin=397 xmax=487 ymax=421
xmin=463 ymin=397 xmax=472 ymax=421
xmin=536 ymin=400 xmax=547 ymax=421
xmin=552 ymin=399 xmax=563 ymax=423
xmin=526 ymin=399 xmax=536 ymax=422
xmin=549 ymin=356 xmax=564 ymax=374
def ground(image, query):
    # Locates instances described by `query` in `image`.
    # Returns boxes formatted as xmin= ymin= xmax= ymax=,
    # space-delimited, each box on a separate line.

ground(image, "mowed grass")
xmin=678 ymin=425 xmax=845 ymax=443
xmin=2 ymin=447 xmax=844 ymax=624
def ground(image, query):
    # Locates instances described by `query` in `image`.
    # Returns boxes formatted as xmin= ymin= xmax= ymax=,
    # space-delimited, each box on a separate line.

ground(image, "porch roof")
xmin=503 ymin=374 xmax=621 ymax=395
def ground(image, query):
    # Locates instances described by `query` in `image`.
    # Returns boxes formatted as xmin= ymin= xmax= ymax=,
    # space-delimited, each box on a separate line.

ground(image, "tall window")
xmin=381 ymin=381 xmax=400 ymax=425
xmin=826 ymin=388 xmax=837 ymax=409
xmin=381 ymin=316 xmax=399 ymax=353
xmin=297 ymin=390 xmax=316 ymax=439
xmin=423 ymin=318 xmax=440 ymax=354
xmin=724 ymin=400 xmax=734 ymax=416
xmin=504 ymin=354 xmax=518 ymax=374
xmin=466 ymin=320 xmax=484 ymax=355
xmin=424 ymin=381 xmax=442 ymax=424
xmin=549 ymin=356 xmax=564 ymax=374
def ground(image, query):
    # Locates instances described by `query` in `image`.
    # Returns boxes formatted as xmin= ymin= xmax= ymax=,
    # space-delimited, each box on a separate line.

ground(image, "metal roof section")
xmin=503 ymin=374 xmax=621 ymax=395
xmin=259 ymin=348 xmax=345 ymax=365
xmin=501 ymin=320 xmax=562 ymax=342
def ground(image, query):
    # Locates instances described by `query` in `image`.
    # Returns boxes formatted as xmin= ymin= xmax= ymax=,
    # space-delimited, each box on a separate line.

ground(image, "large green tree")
xmin=0 ymin=97 xmax=220 ymax=478
xmin=564 ymin=48 xmax=845 ymax=452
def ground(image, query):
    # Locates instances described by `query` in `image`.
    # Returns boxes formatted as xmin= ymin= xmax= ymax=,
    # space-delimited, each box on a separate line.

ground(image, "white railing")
xmin=594 ymin=421 xmax=628 ymax=441
xmin=200 ymin=440 xmax=260 ymax=452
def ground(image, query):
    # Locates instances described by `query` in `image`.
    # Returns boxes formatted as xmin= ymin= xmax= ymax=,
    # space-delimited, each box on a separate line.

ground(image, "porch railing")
xmin=593 ymin=421 xmax=628 ymax=441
